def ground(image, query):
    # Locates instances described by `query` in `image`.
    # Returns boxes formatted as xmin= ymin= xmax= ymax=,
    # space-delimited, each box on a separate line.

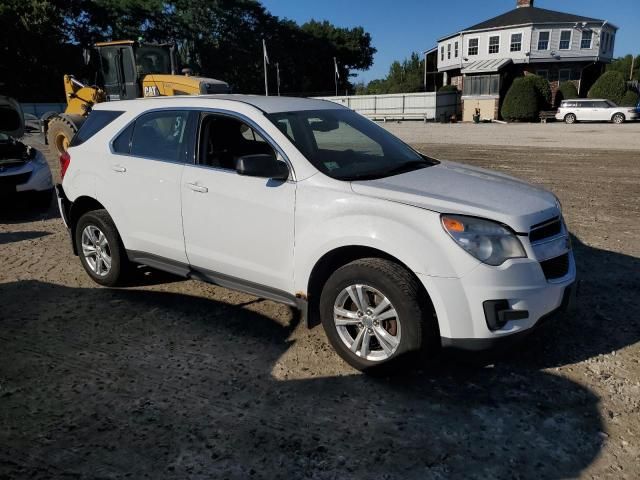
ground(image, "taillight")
xmin=59 ymin=151 xmax=71 ymax=180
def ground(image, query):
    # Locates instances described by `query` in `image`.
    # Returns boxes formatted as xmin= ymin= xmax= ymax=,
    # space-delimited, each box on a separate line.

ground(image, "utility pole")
xmin=276 ymin=62 xmax=281 ymax=96
xmin=263 ymin=39 xmax=269 ymax=96
xmin=631 ymin=56 xmax=636 ymax=81
xmin=423 ymin=51 xmax=427 ymax=91
xmin=334 ymin=57 xmax=339 ymax=96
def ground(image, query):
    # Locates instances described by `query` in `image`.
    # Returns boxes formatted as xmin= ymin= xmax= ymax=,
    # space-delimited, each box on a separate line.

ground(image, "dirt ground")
xmin=1 ymin=133 xmax=639 ymax=479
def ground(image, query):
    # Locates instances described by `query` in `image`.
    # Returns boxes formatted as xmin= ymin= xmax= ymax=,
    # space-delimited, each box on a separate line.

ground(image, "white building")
xmin=434 ymin=0 xmax=618 ymax=121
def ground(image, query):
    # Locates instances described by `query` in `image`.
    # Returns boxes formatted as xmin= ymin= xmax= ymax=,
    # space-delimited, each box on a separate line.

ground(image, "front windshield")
xmin=135 ymin=46 xmax=172 ymax=75
xmin=267 ymin=109 xmax=437 ymax=180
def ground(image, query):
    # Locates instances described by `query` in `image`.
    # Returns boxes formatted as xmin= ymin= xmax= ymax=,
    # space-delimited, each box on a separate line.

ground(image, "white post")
xmin=263 ymin=39 xmax=269 ymax=96
xmin=334 ymin=57 xmax=339 ymax=96
xmin=276 ymin=62 xmax=281 ymax=96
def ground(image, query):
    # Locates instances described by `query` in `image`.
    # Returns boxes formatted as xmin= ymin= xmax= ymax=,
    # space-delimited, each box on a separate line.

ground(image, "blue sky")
xmin=260 ymin=0 xmax=639 ymax=83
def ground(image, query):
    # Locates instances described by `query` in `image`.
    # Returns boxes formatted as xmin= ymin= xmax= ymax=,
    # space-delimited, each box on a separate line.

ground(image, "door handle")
xmin=187 ymin=182 xmax=208 ymax=193
xmin=111 ymin=165 xmax=126 ymax=173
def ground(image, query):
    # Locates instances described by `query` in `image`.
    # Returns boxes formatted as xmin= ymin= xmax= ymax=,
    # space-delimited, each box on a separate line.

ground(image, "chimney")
xmin=517 ymin=0 xmax=533 ymax=7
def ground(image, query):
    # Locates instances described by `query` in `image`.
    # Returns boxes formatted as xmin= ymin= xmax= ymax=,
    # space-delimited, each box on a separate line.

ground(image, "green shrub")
xmin=438 ymin=84 xmax=458 ymax=93
xmin=620 ymin=90 xmax=639 ymax=107
xmin=523 ymin=74 xmax=552 ymax=110
xmin=588 ymin=71 xmax=627 ymax=104
xmin=555 ymin=81 xmax=579 ymax=107
xmin=501 ymin=77 xmax=539 ymax=121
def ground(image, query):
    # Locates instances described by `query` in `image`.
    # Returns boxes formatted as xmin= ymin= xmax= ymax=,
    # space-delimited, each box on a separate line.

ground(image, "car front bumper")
xmin=418 ymin=252 xmax=577 ymax=352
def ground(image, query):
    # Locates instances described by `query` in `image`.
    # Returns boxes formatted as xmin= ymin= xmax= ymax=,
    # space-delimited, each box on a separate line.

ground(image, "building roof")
xmin=439 ymin=6 xmax=611 ymax=41
xmin=467 ymin=6 xmax=603 ymax=31
xmin=461 ymin=59 xmax=512 ymax=74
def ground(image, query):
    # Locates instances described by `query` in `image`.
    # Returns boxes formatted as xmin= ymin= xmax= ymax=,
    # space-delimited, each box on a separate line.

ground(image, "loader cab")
xmin=94 ymin=41 xmax=177 ymax=101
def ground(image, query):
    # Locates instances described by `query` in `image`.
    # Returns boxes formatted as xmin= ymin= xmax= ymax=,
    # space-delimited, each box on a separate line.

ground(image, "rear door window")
xmin=129 ymin=110 xmax=190 ymax=162
xmin=70 ymin=110 xmax=123 ymax=147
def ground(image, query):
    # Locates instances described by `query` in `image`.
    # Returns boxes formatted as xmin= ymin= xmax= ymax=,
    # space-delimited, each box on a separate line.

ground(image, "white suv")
xmin=556 ymin=99 xmax=638 ymax=124
xmin=57 ymin=95 xmax=575 ymax=373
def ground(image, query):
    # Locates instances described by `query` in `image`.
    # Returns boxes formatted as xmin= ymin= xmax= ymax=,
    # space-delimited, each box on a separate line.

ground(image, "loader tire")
xmin=47 ymin=115 xmax=78 ymax=156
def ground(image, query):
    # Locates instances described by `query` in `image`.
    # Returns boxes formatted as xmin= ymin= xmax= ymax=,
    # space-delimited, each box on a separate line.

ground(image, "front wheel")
xmin=320 ymin=258 xmax=432 ymax=373
xmin=564 ymin=113 xmax=577 ymax=124
xmin=75 ymin=209 xmax=130 ymax=287
xmin=612 ymin=113 xmax=625 ymax=124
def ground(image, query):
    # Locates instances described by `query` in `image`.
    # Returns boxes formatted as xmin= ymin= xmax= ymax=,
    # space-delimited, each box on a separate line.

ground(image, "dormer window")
xmin=488 ymin=36 xmax=500 ymax=54
xmin=559 ymin=30 xmax=572 ymax=50
xmin=581 ymin=30 xmax=593 ymax=49
xmin=510 ymin=33 xmax=522 ymax=52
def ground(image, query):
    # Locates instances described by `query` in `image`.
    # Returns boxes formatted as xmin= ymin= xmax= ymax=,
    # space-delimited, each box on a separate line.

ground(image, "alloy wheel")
xmin=81 ymin=225 xmax=112 ymax=277
xmin=333 ymin=284 xmax=401 ymax=362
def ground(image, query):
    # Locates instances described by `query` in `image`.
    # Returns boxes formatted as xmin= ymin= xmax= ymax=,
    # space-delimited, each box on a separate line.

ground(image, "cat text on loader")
xmin=45 ymin=40 xmax=229 ymax=155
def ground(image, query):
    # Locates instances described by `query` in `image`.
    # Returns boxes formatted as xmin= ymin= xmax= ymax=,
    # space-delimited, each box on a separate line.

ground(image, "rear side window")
xmin=70 ymin=110 xmax=123 ymax=147
xmin=112 ymin=123 xmax=135 ymax=154
xmin=129 ymin=110 xmax=190 ymax=162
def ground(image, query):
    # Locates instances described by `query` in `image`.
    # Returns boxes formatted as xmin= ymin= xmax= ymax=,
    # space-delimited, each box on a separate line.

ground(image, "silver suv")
xmin=556 ymin=99 xmax=638 ymax=124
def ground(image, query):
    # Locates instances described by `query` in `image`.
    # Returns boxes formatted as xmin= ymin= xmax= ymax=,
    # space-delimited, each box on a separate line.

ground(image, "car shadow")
xmin=0 ymin=230 xmax=51 ymax=245
xmin=503 ymin=233 xmax=640 ymax=369
xmin=0 ymin=279 xmax=605 ymax=479
xmin=0 ymin=196 xmax=58 ymax=224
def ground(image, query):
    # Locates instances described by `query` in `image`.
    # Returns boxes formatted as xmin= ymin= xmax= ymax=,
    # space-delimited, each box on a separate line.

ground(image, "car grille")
xmin=529 ymin=217 xmax=562 ymax=243
xmin=540 ymin=253 xmax=570 ymax=280
xmin=0 ymin=171 xmax=31 ymax=188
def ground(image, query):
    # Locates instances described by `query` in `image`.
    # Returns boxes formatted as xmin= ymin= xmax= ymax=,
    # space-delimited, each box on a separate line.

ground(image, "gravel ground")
xmin=382 ymin=121 xmax=640 ymax=151
xmin=1 ymin=131 xmax=639 ymax=479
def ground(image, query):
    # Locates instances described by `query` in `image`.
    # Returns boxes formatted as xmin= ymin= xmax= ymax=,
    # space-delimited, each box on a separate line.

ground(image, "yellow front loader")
xmin=45 ymin=40 xmax=229 ymax=155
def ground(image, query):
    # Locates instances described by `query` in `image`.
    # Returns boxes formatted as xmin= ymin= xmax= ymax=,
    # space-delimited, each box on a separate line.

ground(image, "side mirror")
xmin=235 ymin=154 xmax=289 ymax=181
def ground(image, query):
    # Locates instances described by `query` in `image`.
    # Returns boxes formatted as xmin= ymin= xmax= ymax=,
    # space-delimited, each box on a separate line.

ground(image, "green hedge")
xmin=588 ymin=71 xmax=627 ymax=104
xmin=438 ymin=84 xmax=458 ymax=93
xmin=501 ymin=77 xmax=539 ymax=121
xmin=523 ymin=74 xmax=552 ymax=110
xmin=555 ymin=81 xmax=579 ymax=107
xmin=620 ymin=90 xmax=640 ymax=107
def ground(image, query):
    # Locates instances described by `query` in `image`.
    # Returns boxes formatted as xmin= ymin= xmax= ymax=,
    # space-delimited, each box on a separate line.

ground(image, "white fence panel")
xmin=315 ymin=92 xmax=460 ymax=121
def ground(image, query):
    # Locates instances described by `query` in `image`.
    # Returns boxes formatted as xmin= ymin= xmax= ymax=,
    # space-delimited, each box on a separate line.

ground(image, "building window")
xmin=510 ymin=33 xmax=522 ymax=52
xmin=559 ymin=69 xmax=571 ymax=82
xmin=537 ymin=70 xmax=549 ymax=80
xmin=488 ymin=35 xmax=500 ymax=54
xmin=468 ymin=38 xmax=479 ymax=56
xmin=462 ymin=74 xmax=500 ymax=96
xmin=441 ymin=46 xmax=444 ymax=61
xmin=581 ymin=30 xmax=593 ymax=49
xmin=455 ymin=41 xmax=459 ymax=58
xmin=448 ymin=43 xmax=451 ymax=60
xmin=559 ymin=30 xmax=572 ymax=50
xmin=537 ymin=31 xmax=550 ymax=50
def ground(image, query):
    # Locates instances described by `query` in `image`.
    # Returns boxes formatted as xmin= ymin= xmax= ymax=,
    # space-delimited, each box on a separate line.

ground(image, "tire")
xmin=75 ymin=209 xmax=130 ymax=287
xmin=612 ymin=113 xmax=625 ymax=124
xmin=319 ymin=258 xmax=431 ymax=373
xmin=47 ymin=115 xmax=78 ymax=156
xmin=564 ymin=113 xmax=577 ymax=124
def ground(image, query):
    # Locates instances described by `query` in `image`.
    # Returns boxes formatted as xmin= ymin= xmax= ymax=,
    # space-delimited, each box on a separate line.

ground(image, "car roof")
xmin=93 ymin=94 xmax=344 ymax=114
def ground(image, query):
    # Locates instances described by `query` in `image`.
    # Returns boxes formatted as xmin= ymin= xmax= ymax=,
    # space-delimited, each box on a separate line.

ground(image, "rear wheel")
xmin=47 ymin=116 xmax=78 ymax=157
xmin=612 ymin=113 xmax=625 ymax=124
xmin=564 ymin=113 xmax=577 ymax=124
xmin=320 ymin=258 xmax=431 ymax=373
xmin=75 ymin=209 xmax=130 ymax=287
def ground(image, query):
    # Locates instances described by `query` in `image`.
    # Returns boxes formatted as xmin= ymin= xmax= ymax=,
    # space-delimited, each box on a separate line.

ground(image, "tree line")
xmin=0 ymin=0 xmax=376 ymax=102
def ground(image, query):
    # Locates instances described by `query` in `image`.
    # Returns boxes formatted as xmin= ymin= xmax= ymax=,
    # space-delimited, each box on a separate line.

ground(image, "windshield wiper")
xmin=376 ymin=158 xmax=434 ymax=178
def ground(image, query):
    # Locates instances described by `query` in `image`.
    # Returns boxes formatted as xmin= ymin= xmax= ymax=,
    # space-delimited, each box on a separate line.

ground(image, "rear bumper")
xmin=56 ymin=183 xmax=76 ymax=254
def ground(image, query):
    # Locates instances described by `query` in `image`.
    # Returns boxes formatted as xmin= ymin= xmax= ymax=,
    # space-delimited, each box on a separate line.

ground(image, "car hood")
xmin=0 ymin=95 xmax=24 ymax=138
xmin=350 ymin=160 xmax=559 ymax=232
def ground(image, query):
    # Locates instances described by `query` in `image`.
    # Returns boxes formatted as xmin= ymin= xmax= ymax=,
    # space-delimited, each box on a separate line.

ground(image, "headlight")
xmin=441 ymin=214 xmax=526 ymax=266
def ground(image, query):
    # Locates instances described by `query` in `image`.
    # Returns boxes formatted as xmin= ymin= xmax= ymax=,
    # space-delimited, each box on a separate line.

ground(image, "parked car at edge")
xmin=56 ymin=96 xmax=575 ymax=373
xmin=0 ymin=96 xmax=53 ymax=208
xmin=556 ymin=98 xmax=638 ymax=124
